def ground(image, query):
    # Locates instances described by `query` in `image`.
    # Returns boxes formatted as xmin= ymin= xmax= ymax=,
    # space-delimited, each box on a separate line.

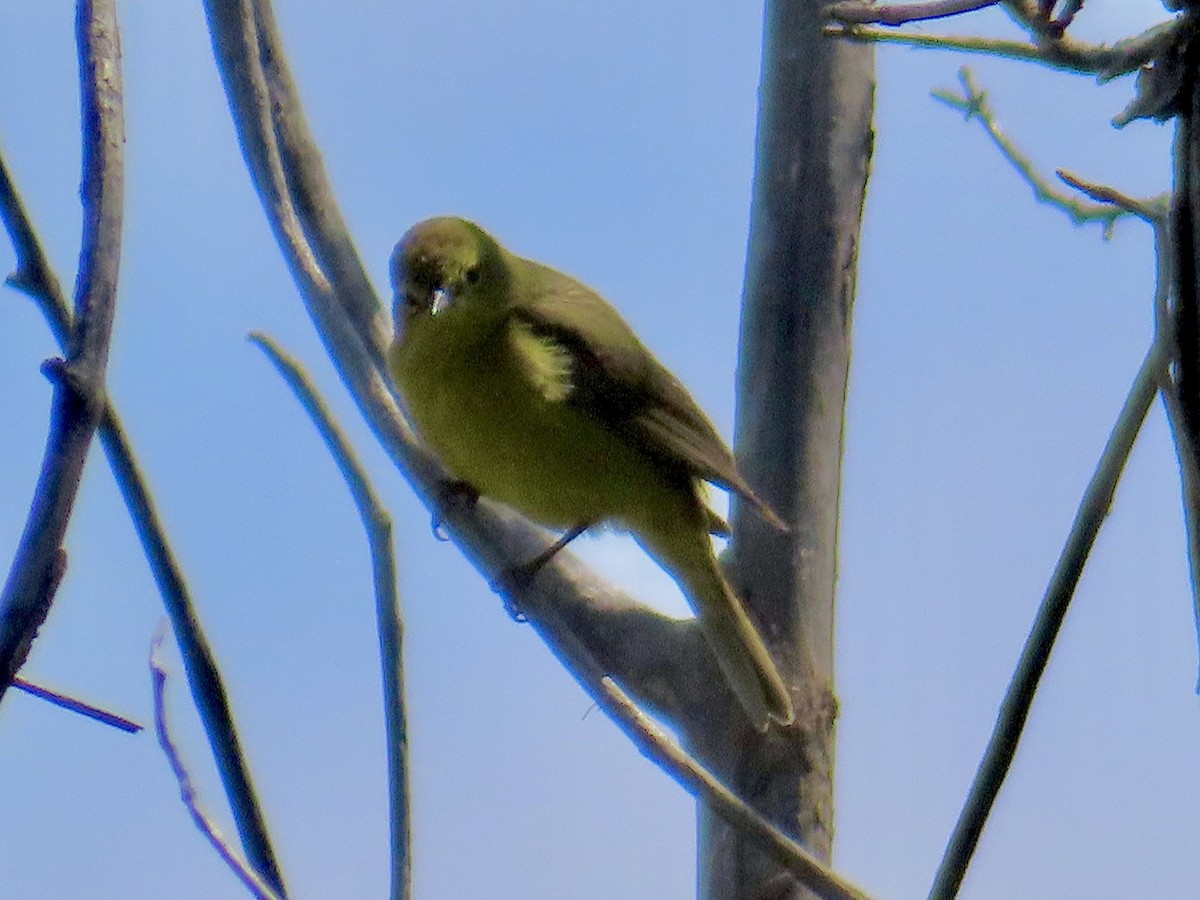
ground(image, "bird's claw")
xmin=430 ymin=479 xmax=479 ymax=541
xmin=490 ymin=564 xmax=535 ymax=621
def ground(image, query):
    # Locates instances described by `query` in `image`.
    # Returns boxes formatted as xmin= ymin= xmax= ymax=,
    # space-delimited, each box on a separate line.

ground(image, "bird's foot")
xmin=492 ymin=572 xmax=531 ymax=622
xmin=489 ymin=523 xmax=591 ymax=621
xmin=430 ymin=479 xmax=480 ymax=541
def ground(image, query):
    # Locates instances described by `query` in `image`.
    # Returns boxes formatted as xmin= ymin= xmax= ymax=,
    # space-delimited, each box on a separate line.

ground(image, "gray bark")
xmin=695 ymin=2 xmax=874 ymax=897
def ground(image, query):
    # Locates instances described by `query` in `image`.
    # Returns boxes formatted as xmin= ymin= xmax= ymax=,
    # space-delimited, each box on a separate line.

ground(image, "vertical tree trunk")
xmin=696 ymin=2 xmax=873 ymax=897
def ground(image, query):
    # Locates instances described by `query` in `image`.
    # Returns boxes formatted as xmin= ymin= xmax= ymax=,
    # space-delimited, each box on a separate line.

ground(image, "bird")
xmin=387 ymin=216 xmax=793 ymax=729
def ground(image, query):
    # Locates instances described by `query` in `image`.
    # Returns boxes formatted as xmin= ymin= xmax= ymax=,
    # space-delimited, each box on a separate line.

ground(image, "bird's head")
xmin=390 ymin=216 xmax=508 ymax=340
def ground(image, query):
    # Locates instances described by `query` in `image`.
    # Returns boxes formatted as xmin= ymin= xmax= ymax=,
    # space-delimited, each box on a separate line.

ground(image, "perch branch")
xmin=250 ymin=333 xmax=411 ymax=900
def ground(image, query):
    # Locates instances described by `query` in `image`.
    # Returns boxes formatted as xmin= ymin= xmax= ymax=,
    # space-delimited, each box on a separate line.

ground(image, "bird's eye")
xmin=464 ymin=266 xmax=481 ymax=285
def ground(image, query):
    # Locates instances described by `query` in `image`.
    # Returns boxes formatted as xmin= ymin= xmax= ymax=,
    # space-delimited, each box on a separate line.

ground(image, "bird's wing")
xmin=510 ymin=260 xmax=784 ymax=529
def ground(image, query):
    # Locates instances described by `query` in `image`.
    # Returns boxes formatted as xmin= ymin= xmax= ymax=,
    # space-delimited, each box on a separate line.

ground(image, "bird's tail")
xmin=690 ymin=559 xmax=794 ymax=730
xmin=638 ymin=519 xmax=793 ymax=730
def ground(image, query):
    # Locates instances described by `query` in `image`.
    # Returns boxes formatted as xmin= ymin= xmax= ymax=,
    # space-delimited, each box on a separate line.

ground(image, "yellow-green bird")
xmin=388 ymin=216 xmax=793 ymax=729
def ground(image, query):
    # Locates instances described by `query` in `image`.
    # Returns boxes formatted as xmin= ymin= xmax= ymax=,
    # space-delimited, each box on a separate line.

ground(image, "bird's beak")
xmin=430 ymin=286 xmax=453 ymax=316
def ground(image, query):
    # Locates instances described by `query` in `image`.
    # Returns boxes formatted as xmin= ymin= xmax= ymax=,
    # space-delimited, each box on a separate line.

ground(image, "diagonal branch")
xmin=12 ymin=676 xmax=142 ymax=733
xmin=929 ymin=340 xmax=1165 ymax=900
xmin=0 ymin=0 xmax=123 ymax=701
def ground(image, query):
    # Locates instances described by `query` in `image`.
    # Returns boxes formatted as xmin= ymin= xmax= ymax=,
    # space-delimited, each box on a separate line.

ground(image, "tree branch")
xmin=0 ymin=0 xmax=123 ymax=701
xmin=697 ymin=0 xmax=873 ymax=894
xmin=1150 ymin=218 xmax=1200 ymax=687
xmin=932 ymin=67 xmax=1147 ymax=237
xmin=824 ymin=0 xmax=998 ymax=26
xmin=929 ymin=340 xmax=1164 ymax=900
xmin=250 ymin=333 xmax=411 ymax=900
xmin=0 ymin=101 xmax=287 ymax=900
xmin=12 ymin=676 xmax=141 ymax=733
xmin=1164 ymin=34 xmax=1200 ymax=688
xmin=825 ymin=15 xmax=1182 ymax=80
xmin=150 ymin=627 xmax=283 ymax=900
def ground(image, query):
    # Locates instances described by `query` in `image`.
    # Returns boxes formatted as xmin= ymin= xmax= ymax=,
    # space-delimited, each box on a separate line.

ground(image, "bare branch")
xmin=933 ymin=67 xmax=1135 ymax=237
xmin=250 ymin=333 xmax=410 ymax=900
xmin=602 ymin=676 xmax=871 ymax=900
xmin=150 ymin=627 xmax=283 ymax=900
xmin=825 ymin=15 xmax=1182 ymax=80
xmin=0 ymin=0 xmax=123 ymax=700
xmin=1165 ymin=58 xmax=1200 ymax=685
xmin=519 ymin=595 xmax=873 ymax=900
xmin=0 ymin=154 xmax=70 ymax=343
xmin=825 ymin=0 xmax=998 ymax=26
xmin=1056 ymin=169 xmax=1169 ymax=225
xmin=1149 ymin=220 xmax=1200 ymax=687
xmin=929 ymin=340 xmax=1164 ymax=900
xmin=0 ymin=96 xmax=287 ymax=900
xmin=12 ymin=677 xmax=141 ymax=733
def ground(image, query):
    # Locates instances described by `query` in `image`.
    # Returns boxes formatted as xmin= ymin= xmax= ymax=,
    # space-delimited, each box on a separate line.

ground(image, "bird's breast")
xmin=391 ymin=319 xmax=679 ymax=530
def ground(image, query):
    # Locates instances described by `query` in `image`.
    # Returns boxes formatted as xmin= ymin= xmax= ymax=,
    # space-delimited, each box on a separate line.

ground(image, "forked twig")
xmin=150 ymin=626 xmax=283 ymax=900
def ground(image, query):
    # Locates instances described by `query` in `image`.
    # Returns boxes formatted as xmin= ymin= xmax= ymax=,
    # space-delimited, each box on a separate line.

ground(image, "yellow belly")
xmin=391 ymin=319 xmax=684 ymax=531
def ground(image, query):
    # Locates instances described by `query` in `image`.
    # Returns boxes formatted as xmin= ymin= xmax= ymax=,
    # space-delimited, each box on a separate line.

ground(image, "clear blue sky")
xmin=0 ymin=2 xmax=1192 ymax=898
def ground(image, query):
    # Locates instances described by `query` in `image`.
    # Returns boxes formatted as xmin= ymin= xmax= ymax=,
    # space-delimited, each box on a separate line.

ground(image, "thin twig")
xmin=1056 ymin=169 xmax=1169 ymax=226
xmin=250 ymin=333 xmax=411 ymax=900
xmin=13 ymin=677 xmax=141 ymax=733
xmin=824 ymin=0 xmax=999 ymax=26
xmin=0 ymin=156 xmax=69 ymax=344
xmin=0 ymin=111 xmax=287 ymax=900
xmin=0 ymin=0 xmax=123 ymax=700
xmin=532 ymin=615 xmax=873 ymax=900
xmin=150 ymin=626 xmax=283 ymax=900
xmin=825 ymin=15 xmax=1181 ymax=80
xmin=933 ymin=67 xmax=1133 ymax=237
xmin=928 ymin=341 xmax=1164 ymax=900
